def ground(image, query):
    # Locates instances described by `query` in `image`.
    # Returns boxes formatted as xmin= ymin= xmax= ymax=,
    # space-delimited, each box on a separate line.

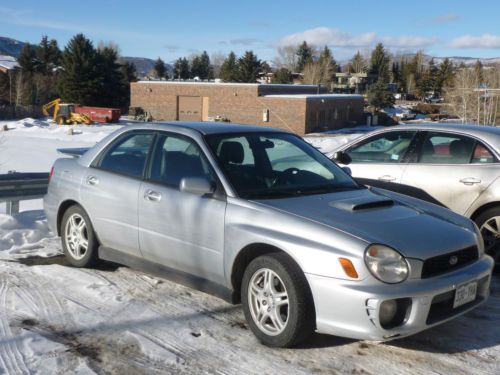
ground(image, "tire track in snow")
xmin=0 ymin=273 xmax=30 ymax=375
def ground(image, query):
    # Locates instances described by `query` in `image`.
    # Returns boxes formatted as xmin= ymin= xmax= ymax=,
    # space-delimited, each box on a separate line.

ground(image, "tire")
xmin=241 ymin=253 xmax=314 ymax=347
xmin=475 ymin=207 xmax=500 ymax=271
xmin=60 ymin=205 xmax=99 ymax=267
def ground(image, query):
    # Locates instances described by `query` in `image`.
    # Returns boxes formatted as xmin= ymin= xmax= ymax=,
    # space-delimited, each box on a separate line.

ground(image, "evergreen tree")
xmin=36 ymin=36 xmax=61 ymax=74
xmin=219 ymin=51 xmax=239 ymax=82
xmin=237 ymin=50 xmax=261 ymax=83
xmin=272 ymin=68 xmax=293 ymax=84
xmin=318 ymin=46 xmax=336 ymax=82
xmin=96 ymin=46 xmax=127 ymax=107
xmin=367 ymin=81 xmax=394 ymax=111
xmin=369 ymin=43 xmax=390 ymax=83
xmin=296 ymin=41 xmax=313 ymax=72
xmin=59 ymin=34 xmax=102 ymax=105
xmin=17 ymin=44 xmax=38 ymax=74
xmin=174 ymin=57 xmax=190 ymax=79
xmin=474 ymin=60 xmax=484 ymax=86
xmin=154 ymin=57 xmax=167 ymax=80
xmin=435 ymin=58 xmax=454 ymax=92
xmin=120 ymin=60 xmax=138 ymax=83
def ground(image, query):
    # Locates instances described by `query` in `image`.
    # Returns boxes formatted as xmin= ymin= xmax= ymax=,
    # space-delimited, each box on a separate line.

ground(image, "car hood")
xmin=253 ymin=188 xmax=475 ymax=260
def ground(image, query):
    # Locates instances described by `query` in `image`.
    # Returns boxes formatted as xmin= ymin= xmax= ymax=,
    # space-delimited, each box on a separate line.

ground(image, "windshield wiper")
xmin=244 ymin=189 xmax=304 ymax=199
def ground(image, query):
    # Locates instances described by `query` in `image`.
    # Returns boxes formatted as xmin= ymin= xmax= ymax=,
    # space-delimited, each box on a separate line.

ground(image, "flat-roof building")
xmin=130 ymin=81 xmax=364 ymax=134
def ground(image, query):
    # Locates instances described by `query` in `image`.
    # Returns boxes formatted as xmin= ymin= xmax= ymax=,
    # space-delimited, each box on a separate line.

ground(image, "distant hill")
xmin=121 ymin=56 xmax=157 ymax=78
xmin=0 ymin=36 xmax=25 ymax=57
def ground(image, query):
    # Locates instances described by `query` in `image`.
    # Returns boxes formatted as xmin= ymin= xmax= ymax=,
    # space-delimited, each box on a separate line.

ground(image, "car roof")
xmin=128 ymin=121 xmax=290 ymax=136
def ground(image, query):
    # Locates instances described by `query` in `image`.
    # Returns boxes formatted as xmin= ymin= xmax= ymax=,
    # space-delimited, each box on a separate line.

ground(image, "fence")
xmin=0 ymin=172 xmax=49 ymax=214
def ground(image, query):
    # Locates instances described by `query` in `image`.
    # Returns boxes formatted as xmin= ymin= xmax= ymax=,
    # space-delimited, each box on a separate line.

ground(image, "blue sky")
xmin=1 ymin=0 xmax=500 ymax=63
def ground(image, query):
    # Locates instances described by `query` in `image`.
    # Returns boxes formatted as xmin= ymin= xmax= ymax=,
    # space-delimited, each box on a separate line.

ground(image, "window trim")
xmin=90 ymin=130 xmax=157 ymax=180
xmin=344 ymin=130 xmax=419 ymax=165
xmin=414 ymin=130 xmax=499 ymax=166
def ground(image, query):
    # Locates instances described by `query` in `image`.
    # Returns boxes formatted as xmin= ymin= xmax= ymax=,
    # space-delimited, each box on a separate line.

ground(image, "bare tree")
xmin=211 ymin=51 xmax=226 ymax=78
xmin=274 ymin=45 xmax=299 ymax=72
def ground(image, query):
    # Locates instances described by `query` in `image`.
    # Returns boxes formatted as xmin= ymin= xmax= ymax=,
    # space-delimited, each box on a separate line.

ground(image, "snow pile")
xmin=304 ymin=133 xmax=363 ymax=157
xmin=0 ymin=210 xmax=59 ymax=258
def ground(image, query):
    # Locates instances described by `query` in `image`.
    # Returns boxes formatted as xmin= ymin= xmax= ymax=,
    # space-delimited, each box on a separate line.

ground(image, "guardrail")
xmin=0 ymin=171 xmax=49 ymax=215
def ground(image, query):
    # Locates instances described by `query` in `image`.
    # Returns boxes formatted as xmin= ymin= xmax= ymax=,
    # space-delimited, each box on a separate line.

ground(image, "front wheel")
xmin=241 ymin=253 xmax=314 ymax=347
xmin=61 ymin=205 xmax=98 ymax=267
xmin=475 ymin=207 xmax=500 ymax=271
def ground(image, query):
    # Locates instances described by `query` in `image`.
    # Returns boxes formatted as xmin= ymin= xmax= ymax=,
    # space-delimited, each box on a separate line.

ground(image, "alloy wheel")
xmin=248 ymin=268 xmax=289 ymax=336
xmin=64 ymin=213 xmax=89 ymax=260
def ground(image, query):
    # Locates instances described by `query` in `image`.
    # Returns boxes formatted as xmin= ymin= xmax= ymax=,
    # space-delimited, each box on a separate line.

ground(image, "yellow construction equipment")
xmin=42 ymin=99 xmax=93 ymax=125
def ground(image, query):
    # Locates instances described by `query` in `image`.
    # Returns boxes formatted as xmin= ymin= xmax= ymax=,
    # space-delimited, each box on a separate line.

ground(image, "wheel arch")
xmin=470 ymin=201 xmax=500 ymax=223
xmin=230 ymin=244 xmax=316 ymax=319
xmin=56 ymin=199 xmax=85 ymax=236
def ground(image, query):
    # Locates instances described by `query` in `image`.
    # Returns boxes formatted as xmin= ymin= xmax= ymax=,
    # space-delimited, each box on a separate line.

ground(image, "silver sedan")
xmin=44 ymin=122 xmax=493 ymax=347
xmin=333 ymin=124 xmax=500 ymax=268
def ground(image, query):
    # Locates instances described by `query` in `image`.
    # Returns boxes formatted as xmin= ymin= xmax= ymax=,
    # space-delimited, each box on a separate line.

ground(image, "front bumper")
xmin=306 ymin=255 xmax=493 ymax=341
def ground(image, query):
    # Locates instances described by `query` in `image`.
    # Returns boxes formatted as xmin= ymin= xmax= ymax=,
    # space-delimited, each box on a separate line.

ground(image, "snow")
xmin=304 ymin=133 xmax=365 ymax=157
xmin=0 ymin=55 xmax=18 ymax=70
xmin=0 ymin=118 xmax=499 ymax=374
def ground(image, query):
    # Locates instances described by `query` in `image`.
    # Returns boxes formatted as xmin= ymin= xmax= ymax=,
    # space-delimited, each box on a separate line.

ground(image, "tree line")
xmin=0 ymin=34 xmax=138 ymax=109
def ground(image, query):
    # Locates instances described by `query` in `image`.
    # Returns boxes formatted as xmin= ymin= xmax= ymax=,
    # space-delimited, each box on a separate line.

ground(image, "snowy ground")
xmin=0 ymin=119 xmax=499 ymax=374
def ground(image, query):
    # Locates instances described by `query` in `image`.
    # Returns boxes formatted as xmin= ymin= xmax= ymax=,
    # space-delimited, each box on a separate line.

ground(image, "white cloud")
xmin=277 ymin=27 xmax=437 ymax=49
xmin=449 ymin=34 xmax=500 ymax=49
xmin=432 ymin=13 xmax=461 ymax=24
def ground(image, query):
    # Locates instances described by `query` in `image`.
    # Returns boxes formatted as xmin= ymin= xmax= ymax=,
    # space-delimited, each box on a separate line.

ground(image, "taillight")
xmin=48 ymin=166 xmax=54 ymax=184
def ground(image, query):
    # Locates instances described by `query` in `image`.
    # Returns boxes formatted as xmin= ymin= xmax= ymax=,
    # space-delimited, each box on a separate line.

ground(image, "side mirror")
xmin=333 ymin=151 xmax=352 ymax=165
xmin=342 ymin=166 xmax=352 ymax=176
xmin=179 ymin=177 xmax=216 ymax=196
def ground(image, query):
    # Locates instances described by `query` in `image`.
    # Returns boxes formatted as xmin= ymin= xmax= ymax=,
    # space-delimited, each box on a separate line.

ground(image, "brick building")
xmin=130 ymin=81 xmax=364 ymax=134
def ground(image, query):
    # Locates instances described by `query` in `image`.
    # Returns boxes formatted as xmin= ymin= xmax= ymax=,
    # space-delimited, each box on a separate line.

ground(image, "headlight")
xmin=364 ymin=244 xmax=409 ymax=283
xmin=473 ymin=222 xmax=485 ymax=256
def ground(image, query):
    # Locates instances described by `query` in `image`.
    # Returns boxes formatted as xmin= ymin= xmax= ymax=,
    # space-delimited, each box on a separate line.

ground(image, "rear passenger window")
xmin=419 ymin=133 xmax=475 ymax=164
xmin=98 ymin=132 xmax=155 ymax=177
xmin=472 ymin=143 xmax=496 ymax=164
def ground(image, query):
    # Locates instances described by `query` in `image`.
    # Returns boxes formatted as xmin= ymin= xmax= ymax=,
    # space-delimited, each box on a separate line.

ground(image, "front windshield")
xmin=206 ymin=132 xmax=361 ymax=199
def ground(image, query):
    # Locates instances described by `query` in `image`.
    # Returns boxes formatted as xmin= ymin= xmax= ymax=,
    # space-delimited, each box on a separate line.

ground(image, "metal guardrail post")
xmin=6 ymin=200 xmax=19 ymax=215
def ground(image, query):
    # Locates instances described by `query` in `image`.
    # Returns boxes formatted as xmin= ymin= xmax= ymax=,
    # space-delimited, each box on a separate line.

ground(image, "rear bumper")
xmin=306 ymin=255 xmax=493 ymax=341
xmin=43 ymin=191 xmax=58 ymax=235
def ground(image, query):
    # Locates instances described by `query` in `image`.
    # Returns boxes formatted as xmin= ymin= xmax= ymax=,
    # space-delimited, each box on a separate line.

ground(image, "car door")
xmin=138 ymin=132 xmax=226 ymax=284
xmin=400 ymin=131 xmax=499 ymax=213
xmin=79 ymin=130 xmax=156 ymax=257
xmin=342 ymin=130 xmax=418 ymax=183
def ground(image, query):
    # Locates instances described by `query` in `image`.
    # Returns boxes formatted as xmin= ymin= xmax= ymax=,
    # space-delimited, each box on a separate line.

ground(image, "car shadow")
xmin=9 ymin=254 xmax=120 ymax=272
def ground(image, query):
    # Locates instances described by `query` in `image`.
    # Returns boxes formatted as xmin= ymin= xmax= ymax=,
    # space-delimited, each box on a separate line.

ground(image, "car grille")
xmin=421 ymin=246 xmax=478 ymax=279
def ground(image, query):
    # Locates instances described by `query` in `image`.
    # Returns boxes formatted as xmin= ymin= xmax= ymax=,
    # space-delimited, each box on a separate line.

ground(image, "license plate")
xmin=453 ymin=281 xmax=477 ymax=308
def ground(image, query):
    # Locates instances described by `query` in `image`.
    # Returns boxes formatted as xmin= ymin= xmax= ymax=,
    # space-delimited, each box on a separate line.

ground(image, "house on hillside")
xmin=0 ymin=55 xmax=18 ymax=73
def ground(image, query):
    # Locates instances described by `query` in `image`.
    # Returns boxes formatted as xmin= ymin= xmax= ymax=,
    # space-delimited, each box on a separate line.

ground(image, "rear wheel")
xmin=61 ymin=205 xmax=98 ymax=267
xmin=241 ymin=253 xmax=314 ymax=347
xmin=475 ymin=207 xmax=500 ymax=271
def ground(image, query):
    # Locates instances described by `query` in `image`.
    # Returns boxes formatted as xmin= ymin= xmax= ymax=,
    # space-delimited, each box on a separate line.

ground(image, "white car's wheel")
xmin=476 ymin=207 xmax=500 ymax=271
xmin=241 ymin=253 xmax=314 ymax=347
xmin=61 ymin=205 xmax=98 ymax=267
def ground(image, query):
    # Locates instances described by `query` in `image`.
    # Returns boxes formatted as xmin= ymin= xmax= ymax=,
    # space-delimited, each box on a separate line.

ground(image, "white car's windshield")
xmin=206 ymin=132 xmax=361 ymax=198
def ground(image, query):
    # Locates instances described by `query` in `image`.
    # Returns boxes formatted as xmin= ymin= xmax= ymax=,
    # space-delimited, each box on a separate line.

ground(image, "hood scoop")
xmin=329 ymin=195 xmax=394 ymax=212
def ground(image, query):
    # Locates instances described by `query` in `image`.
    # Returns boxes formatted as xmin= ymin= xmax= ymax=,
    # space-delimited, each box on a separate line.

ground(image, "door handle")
xmin=459 ymin=177 xmax=481 ymax=186
xmin=144 ymin=189 xmax=162 ymax=202
xmin=86 ymin=175 xmax=99 ymax=185
xmin=378 ymin=175 xmax=396 ymax=182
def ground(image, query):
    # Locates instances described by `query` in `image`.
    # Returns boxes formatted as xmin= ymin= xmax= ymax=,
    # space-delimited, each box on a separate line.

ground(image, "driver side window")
xmin=346 ymin=131 xmax=416 ymax=163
